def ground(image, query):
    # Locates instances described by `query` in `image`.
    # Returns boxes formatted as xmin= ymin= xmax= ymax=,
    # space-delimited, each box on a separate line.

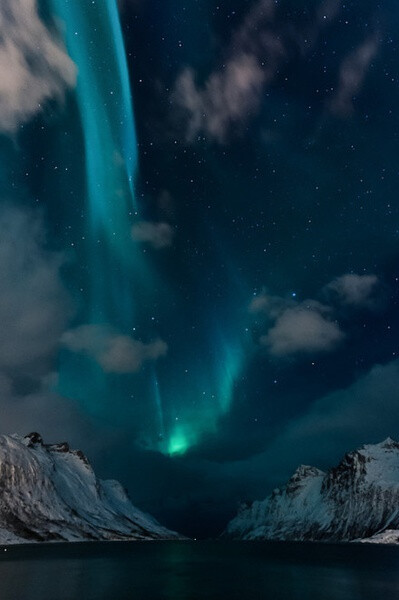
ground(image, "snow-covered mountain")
xmin=0 ymin=433 xmax=180 ymax=544
xmin=225 ymin=438 xmax=399 ymax=543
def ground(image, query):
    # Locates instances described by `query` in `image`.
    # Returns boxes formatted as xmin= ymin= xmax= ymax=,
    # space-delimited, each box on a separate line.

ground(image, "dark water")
xmin=0 ymin=540 xmax=399 ymax=599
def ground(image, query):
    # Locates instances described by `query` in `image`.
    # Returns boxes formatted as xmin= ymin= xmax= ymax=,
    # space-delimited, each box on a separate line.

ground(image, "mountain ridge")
xmin=0 ymin=432 xmax=180 ymax=544
xmin=225 ymin=438 xmax=399 ymax=543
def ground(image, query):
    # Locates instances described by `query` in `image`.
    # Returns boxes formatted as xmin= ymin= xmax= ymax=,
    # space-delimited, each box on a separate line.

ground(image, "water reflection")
xmin=0 ymin=541 xmax=399 ymax=600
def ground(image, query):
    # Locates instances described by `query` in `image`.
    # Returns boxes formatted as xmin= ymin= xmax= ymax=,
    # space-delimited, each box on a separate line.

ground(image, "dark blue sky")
xmin=0 ymin=0 xmax=398 ymax=537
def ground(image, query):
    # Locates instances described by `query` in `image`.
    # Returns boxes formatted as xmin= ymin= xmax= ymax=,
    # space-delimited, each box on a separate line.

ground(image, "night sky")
xmin=1 ymin=0 xmax=399 ymax=538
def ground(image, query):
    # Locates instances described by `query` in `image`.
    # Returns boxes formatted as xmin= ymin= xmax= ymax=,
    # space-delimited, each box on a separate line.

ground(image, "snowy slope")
xmin=0 ymin=433 xmax=180 ymax=544
xmin=225 ymin=438 xmax=399 ymax=543
xmin=358 ymin=529 xmax=399 ymax=544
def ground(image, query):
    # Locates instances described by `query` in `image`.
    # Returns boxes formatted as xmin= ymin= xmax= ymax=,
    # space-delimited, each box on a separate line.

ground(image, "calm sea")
xmin=0 ymin=540 xmax=398 ymax=599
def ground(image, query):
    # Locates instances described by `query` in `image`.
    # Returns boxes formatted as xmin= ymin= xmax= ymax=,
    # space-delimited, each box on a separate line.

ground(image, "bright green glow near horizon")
xmin=163 ymin=336 xmax=245 ymax=457
xmin=168 ymin=432 xmax=190 ymax=456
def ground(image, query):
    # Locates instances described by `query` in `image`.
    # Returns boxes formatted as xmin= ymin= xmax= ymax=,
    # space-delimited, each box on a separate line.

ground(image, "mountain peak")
xmin=24 ymin=432 xmax=43 ymax=446
xmin=356 ymin=437 xmax=399 ymax=454
xmin=375 ymin=437 xmax=399 ymax=450
xmin=0 ymin=433 xmax=181 ymax=544
xmin=292 ymin=464 xmax=325 ymax=479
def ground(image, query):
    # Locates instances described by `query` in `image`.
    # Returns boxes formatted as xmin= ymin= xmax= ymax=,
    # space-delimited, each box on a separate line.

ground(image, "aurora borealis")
xmin=1 ymin=0 xmax=399 ymax=537
xmin=45 ymin=0 xmax=248 ymax=460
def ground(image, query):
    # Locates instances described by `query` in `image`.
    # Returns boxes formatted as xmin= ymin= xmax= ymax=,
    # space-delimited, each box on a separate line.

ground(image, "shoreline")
xmin=0 ymin=537 xmax=398 ymax=553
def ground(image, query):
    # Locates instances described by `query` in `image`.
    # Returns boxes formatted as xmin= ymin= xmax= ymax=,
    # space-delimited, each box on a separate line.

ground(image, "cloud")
xmin=249 ymin=292 xmax=293 ymax=320
xmin=329 ymin=35 xmax=379 ymax=117
xmin=172 ymin=0 xmax=341 ymax=142
xmin=173 ymin=56 xmax=269 ymax=144
xmin=0 ymin=372 xmax=93 ymax=447
xmin=0 ymin=204 xmax=92 ymax=446
xmin=325 ymin=273 xmax=380 ymax=308
xmin=251 ymin=272 xmax=383 ymax=357
xmin=0 ymin=0 xmax=76 ymax=134
xmin=131 ymin=221 xmax=175 ymax=249
xmin=62 ymin=325 xmax=168 ymax=374
xmin=254 ymin=358 xmax=399 ymax=484
xmin=260 ymin=300 xmax=344 ymax=356
xmin=0 ymin=204 xmax=71 ymax=376
xmin=172 ymin=0 xmax=283 ymax=143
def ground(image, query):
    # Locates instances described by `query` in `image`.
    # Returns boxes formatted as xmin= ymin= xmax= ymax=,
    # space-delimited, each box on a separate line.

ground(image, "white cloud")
xmin=173 ymin=0 xmax=283 ymax=143
xmin=173 ymin=54 xmax=270 ymax=143
xmin=0 ymin=0 xmax=76 ymax=134
xmin=329 ymin=35 xmax=379 ymax=117
xmin=325 ymin=273 xmax=380 ymax=308
xmin=131 ymin=221 xmax=175 ymax=249
xmin=260 ymin=301 xmax=344 ymax=356
xmin=62 ymin=325 xmax=168 ymax=374
xmin=251 ymin=272 xmax=383 ymax=358
xmin=0 ymin=205 xmax=71 ymax=375
xmin=172 ymin=0 xmax=341 ymax=142
xmin=249 ymin=292 xmax=293 ymax=319
xmin=0 ymin=204 xmax=89 ymax=445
